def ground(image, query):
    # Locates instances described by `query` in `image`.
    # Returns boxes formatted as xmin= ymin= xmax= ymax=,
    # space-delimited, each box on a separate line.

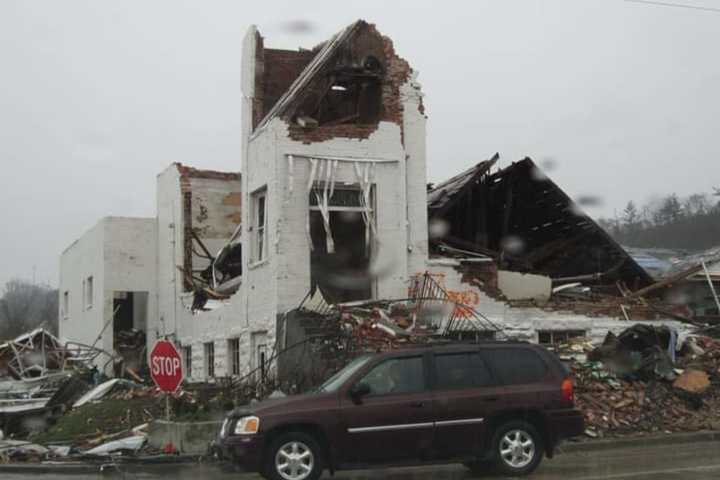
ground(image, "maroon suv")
xmin=216 ymin=342 xmax=584 ymax=479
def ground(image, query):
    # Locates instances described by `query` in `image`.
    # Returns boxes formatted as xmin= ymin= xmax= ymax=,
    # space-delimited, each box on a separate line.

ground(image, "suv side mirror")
xmin=350 ymin=382 xmax=371 ymax=403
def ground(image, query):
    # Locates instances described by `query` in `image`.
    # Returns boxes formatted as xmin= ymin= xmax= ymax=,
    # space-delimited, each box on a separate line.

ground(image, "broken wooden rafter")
xmin=626 ymin=263 xmax=704 ymax=299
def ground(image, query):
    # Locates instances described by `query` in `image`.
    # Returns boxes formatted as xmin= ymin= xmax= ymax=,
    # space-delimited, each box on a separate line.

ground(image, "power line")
xmin=625 ymin=0 xmax=720 ymax=13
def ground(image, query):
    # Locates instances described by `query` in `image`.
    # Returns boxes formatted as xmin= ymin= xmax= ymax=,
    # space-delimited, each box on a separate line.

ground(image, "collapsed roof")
xmin=250 ymin=20 xmax=415 ymax=142
xmin=428 ymin=157 xmax=654 ymax=289
xmin=665 ymin=245 xmax=720 ymax=281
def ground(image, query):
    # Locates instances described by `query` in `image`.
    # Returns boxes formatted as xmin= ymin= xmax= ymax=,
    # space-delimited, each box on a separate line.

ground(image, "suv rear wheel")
xmin=265 ymin=432 xmax=324 ymax=480
xmin=490 ymin=420 xmax=543 ymax=476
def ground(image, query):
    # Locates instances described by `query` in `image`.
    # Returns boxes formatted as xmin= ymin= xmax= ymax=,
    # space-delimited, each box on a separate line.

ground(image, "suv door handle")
xmin=408 ymin=401 xmax=425 ymax=408
xmin=483 ymin=397 xmax=499 ymax=402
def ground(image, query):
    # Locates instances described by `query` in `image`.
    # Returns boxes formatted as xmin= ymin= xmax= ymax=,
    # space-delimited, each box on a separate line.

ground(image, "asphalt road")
xmin=10 ymin=441 xmax=720 ymax=480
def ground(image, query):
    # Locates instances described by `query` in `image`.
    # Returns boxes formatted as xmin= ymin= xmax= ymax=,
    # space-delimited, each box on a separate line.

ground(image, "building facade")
xmin=166 ymin=21 xmax=429 ymax=380
xmin=59 ymin=217 xmax=156 ymax=362
xmin=59 ymin=20 xmax=690 ymax=385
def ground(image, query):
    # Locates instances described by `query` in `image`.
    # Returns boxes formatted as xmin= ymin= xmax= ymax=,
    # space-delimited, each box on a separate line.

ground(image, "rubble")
xmin=273 ymin=273 xmax=503 ymax=393
xmin=0 ymin=439 xmax=49 ymax=463
xmin=84 ymin=435 xmax=146 ymax=456
xmin=0 ymin=329 xmax=118 ymax=438
xmin=73 ymin=379 xmax=121 ymax=408
xmin=587 ymin=324 xmax=677 ymax=380
xmin=673 ymin=369 xmax=711 ymax=394
xmin=561 ymin=329 xmax=720 ymax=439
xmin=0 ymin=329 xmax=111 ymax=384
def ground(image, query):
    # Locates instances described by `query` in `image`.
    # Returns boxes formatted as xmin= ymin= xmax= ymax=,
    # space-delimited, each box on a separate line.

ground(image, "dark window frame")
xmin=430 ymin=350 xmax=497 ymax=391
xmin=480 ymin=347 xmax=549 ymax=386
xmin=537 ymin=329 xmax=586 ymax=346
xmin=228 ymin=338 xmax=240 ymax=376
xmin=183 ymin=346 xmax=192 ymax=378
xmin=204 ymin=341 xmax=215 ymax=378
xmin=352 ymin=353 xmax=429 ymax=398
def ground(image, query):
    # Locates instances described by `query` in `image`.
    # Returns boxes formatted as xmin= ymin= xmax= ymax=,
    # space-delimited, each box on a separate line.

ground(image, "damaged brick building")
xmin=60 ymin=20 xmax=429 ymax=380
xmin=59 ymin=20 xmax=689 ymax=384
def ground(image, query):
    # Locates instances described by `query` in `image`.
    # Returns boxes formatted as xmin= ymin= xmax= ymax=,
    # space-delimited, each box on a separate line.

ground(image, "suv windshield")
xmin=316 ymin=354 xmax=373 ymax=393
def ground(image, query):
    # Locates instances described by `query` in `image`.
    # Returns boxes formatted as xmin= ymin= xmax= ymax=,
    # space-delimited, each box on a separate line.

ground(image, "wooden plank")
xmin=627 ymin=264 xmax=704 ymax=299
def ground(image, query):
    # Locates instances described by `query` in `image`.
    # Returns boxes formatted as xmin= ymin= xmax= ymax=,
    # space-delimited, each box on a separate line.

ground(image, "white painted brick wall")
xmin=424 ymin=260 xmax=691 ymax=343
xmin=60 ymin=217 xmax=156 ymax=361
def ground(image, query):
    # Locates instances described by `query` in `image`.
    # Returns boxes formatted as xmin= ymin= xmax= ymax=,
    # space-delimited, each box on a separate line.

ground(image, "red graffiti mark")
xmin=408 ymin=273 xmax=481 ymax=319
xmin=447 ymin=290 xmax=480 ymax=318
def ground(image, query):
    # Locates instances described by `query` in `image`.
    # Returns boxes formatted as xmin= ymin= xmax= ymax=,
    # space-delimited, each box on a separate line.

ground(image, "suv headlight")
xmin=234 ymin=416 xmax=260 ymax=435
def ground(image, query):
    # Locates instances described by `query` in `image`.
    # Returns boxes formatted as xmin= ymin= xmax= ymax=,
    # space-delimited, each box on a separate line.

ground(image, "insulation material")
xmin=328 ymin=160 xmax=338 ymax=198
xmin=306 ymin=158 xmax=319 ymax=251
xmin=313 ymin=159 xmax=336 ymax=254
xmin=353 ymin=161 xmax=378 ymax=255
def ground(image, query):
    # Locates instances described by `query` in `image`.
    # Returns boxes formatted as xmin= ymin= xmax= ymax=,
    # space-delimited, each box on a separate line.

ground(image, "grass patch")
xmin=32 ymin=397 xmax=162 ymax=445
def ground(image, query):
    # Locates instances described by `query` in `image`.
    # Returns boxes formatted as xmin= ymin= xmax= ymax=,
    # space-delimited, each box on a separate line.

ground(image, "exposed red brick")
xmin=222 ymin=191 xmax=243 ymax=206
xmin=225 ymin=212 xmax=242 ymax=224
xmin=176 ymin=163 xmax=241 ymax=181
xmin=283 ymin=22 xmax=413 ymax=145
xmin=263 ymin=49 xmax=315 ymax=118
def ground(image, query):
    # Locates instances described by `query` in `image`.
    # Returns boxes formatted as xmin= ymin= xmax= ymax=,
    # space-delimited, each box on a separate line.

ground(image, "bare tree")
xmin=0 ymin=279 xmax=58 ymax=340
xmin=622 ymin=201 xmax=640 ymax=231
xmin=683 ymin=193 xmax=711 ymax=217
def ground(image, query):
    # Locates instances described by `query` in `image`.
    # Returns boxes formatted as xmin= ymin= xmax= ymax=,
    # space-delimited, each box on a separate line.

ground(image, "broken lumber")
xmin=626 ymin=264 xmax=703 ymax=299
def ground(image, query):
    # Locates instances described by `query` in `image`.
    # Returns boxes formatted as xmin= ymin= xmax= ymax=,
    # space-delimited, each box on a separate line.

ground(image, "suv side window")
xmin=434 ymin=352 xmax=493 ymax=390
xmin=484 ymin=348 xmax=547 ymax=385
xmin=357 ymin=356 xmax=425 ymax=396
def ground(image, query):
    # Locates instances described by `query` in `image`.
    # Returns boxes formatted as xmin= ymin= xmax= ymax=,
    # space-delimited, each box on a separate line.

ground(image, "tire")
xmin=490 ymin=420 xmax=543 ymax=476
xmin=264 ymin=432 xmax=324 ymax=480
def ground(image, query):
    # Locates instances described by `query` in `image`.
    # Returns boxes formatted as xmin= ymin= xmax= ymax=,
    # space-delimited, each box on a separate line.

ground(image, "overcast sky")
xmin=1 ymin=0 xmax=719 ymax=288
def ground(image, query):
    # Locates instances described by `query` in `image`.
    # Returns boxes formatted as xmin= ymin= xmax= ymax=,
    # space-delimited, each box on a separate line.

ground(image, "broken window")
xmin=183 ymin=346 xmax=192 ymax=378
xmin=293 ymin=56 xmax=384 ymax=128
xmin=204 ymin=342 xmax=215 ymax=378
xmin=228 ymin=338 xmax=240 ymax=376
xmin=309 ymin=186 xmax=373 ymax=303
xmin=251 ymin=188 xmax=267 ymax=263
xmin=537 ymin=329 xmax=587 ymax=346
xmin=251 ymin=331 xmax=267 ymax=382
xmin=84 ymin=276 xmax=93 ymax=310
xmin=258 ymin=344 xmax=267 ymax=382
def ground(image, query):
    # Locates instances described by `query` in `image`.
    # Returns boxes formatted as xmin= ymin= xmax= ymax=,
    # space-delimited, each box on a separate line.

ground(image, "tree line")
xmin=598 ymin=188 xmax=720 ymax=251
xmin=0 ymin=279 xmax=58 ymax=341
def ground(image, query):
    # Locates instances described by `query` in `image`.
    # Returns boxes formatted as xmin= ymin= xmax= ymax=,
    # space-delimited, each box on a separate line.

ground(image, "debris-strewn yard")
xmin=32 ymin=398 xmax=161 ymax=446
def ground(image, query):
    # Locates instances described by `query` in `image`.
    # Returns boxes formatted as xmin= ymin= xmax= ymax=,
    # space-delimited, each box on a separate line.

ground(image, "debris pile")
xmin=0 ymin=329 xmax=110 ymax=382
xmin=334 ymin=272 xmax=503 ymax=350
xmin=564 ymin=327 xmax=720 ymax=438
xmin=17 ymin=379 xmax=212 ymax=462
xmin=340 ymin=300 xmax=445 ymax=349
xmin=113 ymin=329 xmax=146 ymax=379
xmin=1 ymin=329 xmax=115 ymax=437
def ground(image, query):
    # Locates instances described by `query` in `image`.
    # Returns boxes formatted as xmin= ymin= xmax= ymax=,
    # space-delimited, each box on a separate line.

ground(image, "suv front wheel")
xmin=491 ymin=420 xmax=543 ymax=476
xmin=265 ymin=432 xmax=324 ymax=480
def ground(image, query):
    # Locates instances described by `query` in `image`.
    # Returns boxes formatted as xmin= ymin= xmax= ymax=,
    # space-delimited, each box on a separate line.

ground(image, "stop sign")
xmin=149 ymin=340 xmax=184 ymax=392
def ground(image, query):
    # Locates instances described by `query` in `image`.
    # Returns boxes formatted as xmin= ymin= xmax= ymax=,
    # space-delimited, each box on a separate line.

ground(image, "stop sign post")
xmin=149 ymin=340 xmax=184 ymax=419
